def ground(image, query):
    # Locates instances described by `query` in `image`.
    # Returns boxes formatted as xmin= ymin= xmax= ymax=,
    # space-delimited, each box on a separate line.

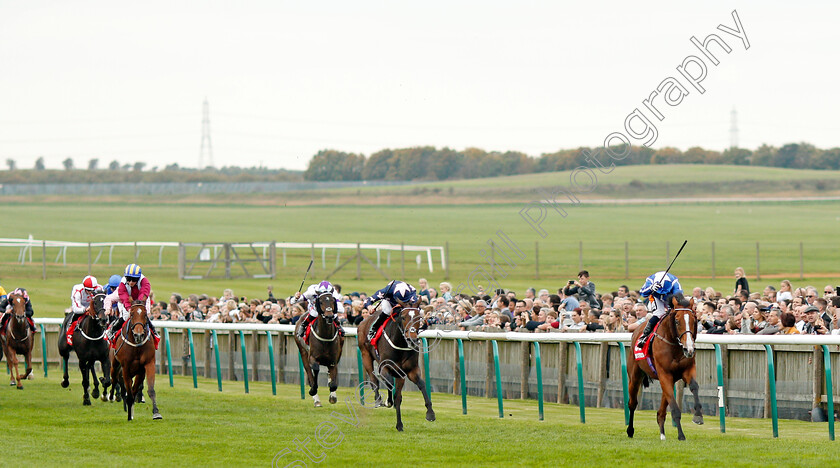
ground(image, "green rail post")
xmin=266 ymin=331 xmax=276 ymax=396
xmin=211 ymin=330 xmax=222 ymax=392
xmin=40 ymin=324 xmax=48 ymax=377
xmin=457 ymin=339 xmax=467 ymax=415
xmin=764 ymin=344 xmax=778 ymax=438
xmin=822 ymin=345 xmax=835 ymax=441
xmin=187 ymin=328 xmax=198 ymax=388
xmin=618 ymin=342 xmax=629 ymax=425
xmin=421 ymin=337 xmax=432 ymax=403
xmin=491 ymin=340 xmax=504 ymax=419
xmin=238 ymin=330 xmax=249 ymax=394
xmin=573 ymin=341 xmax=585 ymax=423
xmin=164 ymin=328 xmax=174 ymax=388
xmin=714 ymin=344 xmax=726 ymax=433
xmin=299 ymin=353 xmax=306 ymax=400
xmin=534 ymin=342 xmax=544 ymax=421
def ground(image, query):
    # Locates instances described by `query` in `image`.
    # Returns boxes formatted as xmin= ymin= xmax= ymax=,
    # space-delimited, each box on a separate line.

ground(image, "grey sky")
xmin=1 ymin=1 xmax=837 ymax=171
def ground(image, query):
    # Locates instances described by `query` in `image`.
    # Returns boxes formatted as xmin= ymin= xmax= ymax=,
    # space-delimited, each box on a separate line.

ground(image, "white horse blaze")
xmin=684 ymin=315 xmax=695 ymax=353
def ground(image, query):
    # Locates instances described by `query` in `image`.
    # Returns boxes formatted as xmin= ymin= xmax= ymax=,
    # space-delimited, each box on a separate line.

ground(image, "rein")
xmin=310 ymin=318 xmax=339 ymax=342
xmin=652 ymin=307 xmax=695 ymax=347
xmin=78 ymin=316 xmax=108 ymax=342
xmin=381 ymin=309 xmax=421 ymax=352
xmin=7 ymin=315 xmax=30 ymax=342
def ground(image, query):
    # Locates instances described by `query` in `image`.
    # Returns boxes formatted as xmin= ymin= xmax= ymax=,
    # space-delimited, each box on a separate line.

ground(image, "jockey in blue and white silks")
xmin=638 ymin=271 xmax=683 ymax=344
xmin=364 ymin=280 xmax=419 ymax=342
xmin=292 ymin=281 xmax=345 ymax=338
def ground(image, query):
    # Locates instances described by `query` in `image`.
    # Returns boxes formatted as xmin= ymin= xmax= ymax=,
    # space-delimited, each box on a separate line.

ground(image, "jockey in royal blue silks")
xmin=637 ymin=271 xmax=683 ymax=345
xmin=363 ymin=280 xmax=419 ymax=343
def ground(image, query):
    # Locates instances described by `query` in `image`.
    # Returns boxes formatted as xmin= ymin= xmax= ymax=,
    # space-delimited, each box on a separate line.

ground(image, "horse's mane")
xmin=672 ymin=292 xmax=690 ymax=307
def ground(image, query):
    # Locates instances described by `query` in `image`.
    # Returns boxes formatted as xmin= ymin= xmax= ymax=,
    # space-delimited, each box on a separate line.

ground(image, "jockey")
xmin=104 ymin=274 xmax=122 ymax=315
xmin=0 ymin=287 xmax=37 ymax=334
xmin=637 ymin=271 xmax=683 ymax=345
xmin=65 ymin=275 xmax=100 ymax=344
xmin=106 ymin=264 xmax=157 ymax=340
xmin=364 ymin=280 xmax=419 ymax=343
xmin=292 ymin=280 xmax=345 ymax=339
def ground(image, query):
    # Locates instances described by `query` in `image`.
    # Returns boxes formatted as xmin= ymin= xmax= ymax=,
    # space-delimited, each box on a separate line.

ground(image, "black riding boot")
xmin=367 ymin=312 xmax=389 ymax=343
xmin=297 ymin=315 xmax=315 ymax=338
xmin=108 ymin=317 xmax=125 ymax=339
xmin=638 ymin=315 xmax=660 ymax=345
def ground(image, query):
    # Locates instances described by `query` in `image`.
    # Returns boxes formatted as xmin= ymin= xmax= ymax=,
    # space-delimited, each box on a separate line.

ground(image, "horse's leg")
xmin=658 ymin=373 xmax=684 ymax=441
xmin=311 ymin=361 xmax=321 ymax=407
xmin=626 ymin=361 xmax=643 ymax=438
xmin=328 ymin=363 xmax=339 ymax=404
xmin=407 ymin=366 xmax=435 ymax=422
xmin=24 ymin=345 xmax=33 ymax=379
xmin=60 ymin=348 xmax=71 ymax=388
xmin=393 ymin=377 xmax=406 ymax=432
xmin=11 ymin=349 xmax=21 ymax=388
xmin=122 ymin=365 xmax=134 ymax=420
xmin=146 ymin=361 xmax=162 ymax=420
xmin=100 ymin=355 xmax=111 ymax=402
xmin=683 ymin=365 xmax=704 ymax=425
xmin=360 ymin=348 xmax=381 ymax=407
xmin=81 ymin=361 xmax=91 ymax=405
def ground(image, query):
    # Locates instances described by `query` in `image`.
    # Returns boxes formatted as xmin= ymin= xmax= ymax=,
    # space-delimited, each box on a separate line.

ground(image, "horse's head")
xmin=128 ymin=301 xmax=149 ymax=342
xmin=394 ymin=297 xmax=423 ymax=342
xmin=315 ymin=292 xmax=336 ymax=324
xmin=88 ymin=292 xmax=108 ymax=328
xmin=8 ymin=293 xmax=26 ymax=324
xmin=671 ymin=294 xmax=696 ymax=358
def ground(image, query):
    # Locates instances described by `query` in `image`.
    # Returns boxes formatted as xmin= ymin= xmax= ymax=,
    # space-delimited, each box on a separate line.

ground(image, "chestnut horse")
xmin=294 ymin=292 xmax=344 ymax=407
xmin=2 ymin=292 xmax=34 ymax=388
xmin=58 ymin=292 xmax=112 ymax=404
xmin=357 ymin=305 xmax=435 ymax=431
xmin=626 ymin=293 xmax=703 ymax=441
xmin=110 ymin=302 xmax=161 ymax=421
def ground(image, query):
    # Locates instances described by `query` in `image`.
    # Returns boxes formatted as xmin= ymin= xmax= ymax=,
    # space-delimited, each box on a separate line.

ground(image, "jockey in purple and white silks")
xmin=637 ymin=271 xmax=683 ymax=345
xmin=293 ymin=280 xmax=345 ymax=338
xmin=364 ymin=280 xmax=418 ymax=342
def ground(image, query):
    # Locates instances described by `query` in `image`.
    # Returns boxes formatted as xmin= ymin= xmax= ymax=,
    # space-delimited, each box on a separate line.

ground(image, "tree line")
xmin=303 ymin=143 xmax=840 ymax=181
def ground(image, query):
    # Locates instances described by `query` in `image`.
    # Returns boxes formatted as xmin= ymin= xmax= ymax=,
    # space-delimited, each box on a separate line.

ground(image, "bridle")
xmin=6 ymin=294 xmax=30 ymax=342
xmin=310 ymin=292 xmax=339 ymax=342
xmin=653 ymin=307 xmax=696 ymax=356
xmin=78 ymin=293 xmax=108 ymax=342
xmin=122 ymin=305 xmax=150 ymax=348
xmin=382 ymin=307 xmax=421 ymax=352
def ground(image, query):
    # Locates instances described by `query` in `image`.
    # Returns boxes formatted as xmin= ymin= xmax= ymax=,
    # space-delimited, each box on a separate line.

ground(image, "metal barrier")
xmin=31 ymin=318 xmax=840 ymax=440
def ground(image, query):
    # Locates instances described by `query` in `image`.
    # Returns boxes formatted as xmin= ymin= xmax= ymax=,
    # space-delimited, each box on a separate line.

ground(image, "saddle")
xmin=370 ymin=315 xmax=394 ymax=352
xmin=634 ymin=318 xmax=662 ymax=377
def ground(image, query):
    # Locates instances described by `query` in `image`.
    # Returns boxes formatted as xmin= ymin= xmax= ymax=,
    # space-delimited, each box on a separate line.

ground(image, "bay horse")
xmin=294 ymin=292 xmax=344 ymax=407
xmin=626 ymin=293 xmax=703 ymax=441
xmin=357 ymin=304 xmax=435 ymax=431
xmin=110 ymin=302 xmax=161 ymax=421
xmin=1 ymin=292 xmax=34 ymax=388
xmin=58 ymin=292 xmax=111 ymax=405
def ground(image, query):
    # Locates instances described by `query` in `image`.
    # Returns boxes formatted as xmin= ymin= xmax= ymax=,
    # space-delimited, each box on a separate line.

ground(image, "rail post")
xmin=211 ymin=330 xmax=222 ymax=392
xmin=618 ymin=342 xmax=629 ymax=425
xmin=535 ymin=342 xmax=544 ymax=421
xmin=764 ymin=344 xmax=778 ymax=438
xmin=356 ymin=347 xmax=364 ymax=404
xmin=164 ymin=328 xmax=174 ymax=388
xmin=714 ymin=344 xmax=726 ymax=433
xmin=574 ymin=341 xmax=585 ymax=423
xmin=238 ymin=331 xmax=249 ymax=394
xmin=457 ymin=338 xmax=467 ymax=415
xmin=822 ymin=345 xmax=835 ymax=441
xmin=40 ymin=324 xmax=48 ymax=377
xmin=187 ymin=328 xmax=198 ymax=388
xmin=492 ymin=339 xmax=504 ymax=419
xmin=267 ymin=331 xmax=276 ymax=396
xmin=421 ymin=337 xmax=432 ymax=401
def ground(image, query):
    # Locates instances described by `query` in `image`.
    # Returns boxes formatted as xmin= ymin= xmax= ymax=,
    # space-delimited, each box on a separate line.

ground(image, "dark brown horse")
xmin=2 ymin=292 xmax=34 ymax=388
xmin=110 ymin=302 xmax=161 ymax=421
xmin=58 ymin=292 xmax=112 ymax=405
xmin=357 ymin=304 xmax=435 ymax=431
xmin=294 ymin=292 xmax=344 ymax=407
xmin=626 ymin=293 xmax=703 ymax=441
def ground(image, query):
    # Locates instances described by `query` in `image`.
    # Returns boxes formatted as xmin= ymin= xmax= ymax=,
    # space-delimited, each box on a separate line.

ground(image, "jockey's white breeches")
xmin=118 ymin=298 xmax=152 ymax=320
xmin=647 ymin=296 xmax=668 ymax=319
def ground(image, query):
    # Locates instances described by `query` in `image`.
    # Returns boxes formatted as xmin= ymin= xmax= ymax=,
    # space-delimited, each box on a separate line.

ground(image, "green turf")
xmin=1 ymin=369 xmax=837 ymax=467
xmin=0 ymin=200 xmax=839 ymax=317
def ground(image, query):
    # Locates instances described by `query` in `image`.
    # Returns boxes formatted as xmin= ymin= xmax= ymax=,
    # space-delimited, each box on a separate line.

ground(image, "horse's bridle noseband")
xmin=653 ymin=307 xmax=695 ymax=347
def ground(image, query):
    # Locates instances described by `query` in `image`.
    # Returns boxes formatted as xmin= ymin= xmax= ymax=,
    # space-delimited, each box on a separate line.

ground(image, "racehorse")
xmin=110 ymin=302 xmax=161 ymax=421
xmin=294 ymin=292 xmax=344 ymax=407
xmin=357 ymin=305 xmax=435 ymax=431
xmin=626 ymin=293 xmax=703 ymax=441
xmin=1 ymin=292 xmax=34 ymax=388
xmin=58 ymin=292 xmax=111 ymax=405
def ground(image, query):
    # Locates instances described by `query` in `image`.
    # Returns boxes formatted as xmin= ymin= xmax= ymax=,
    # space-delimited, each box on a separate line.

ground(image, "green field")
xmin=1 ymin=198 xmax=839 ymax=316
xmin=1 ymin=370 xmax=837 ymax=467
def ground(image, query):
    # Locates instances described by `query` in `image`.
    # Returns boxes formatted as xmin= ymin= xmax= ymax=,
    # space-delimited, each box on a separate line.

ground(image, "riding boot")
xmin=107 ymin=317 xmax=125 ymax=340
xmin=297 ymin=314 xmax=315 ymax=338
xmin=638 ymin=315 xmax=660 ymax=345
xmin=27 ymin=317 xmax=36 ymax=332
xmin=0 ymin=313 xmax=8 ymax=336
xmin=148 ymin=320 xmax=158 ymax=337
xmin=367 ymin=312 xmax=389 ymax=343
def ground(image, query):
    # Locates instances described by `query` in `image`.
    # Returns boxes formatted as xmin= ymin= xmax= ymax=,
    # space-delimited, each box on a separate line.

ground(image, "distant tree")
xmin=62 ymin=158 xmax=74 ymax=170
xmin=150 ymin=166 xmax=158 ymax=172
xmin=650 ymin=147 xmax=682 ymax=164
xmin=109 ymin=160 xmax=120 ymax=171
xmin=304 ymin=149 xmax=364 ymax=181
xmin=750 ymin=144 xmax=777 ymax=167
xmin=133 ymin=162 xmax=146 ymax=172
xmin=164 ymin=163 xmax=179 ymax=171
xmin=34 ymin=157 xmax=45 ymax=170
xmin=88 ymin=158 xmax=99 ymax=170
xmin=6 ymin=159 xmax=15 ymax=171
xmin=722 ymin=147 xmax=752 ymax=165
xmin=362 ymin=150 xmax=394 ymax=180
xmin=813 ymin=148 xmax=840 ymax=170
xmin=121 ymin=163 xmax=131 ymax=171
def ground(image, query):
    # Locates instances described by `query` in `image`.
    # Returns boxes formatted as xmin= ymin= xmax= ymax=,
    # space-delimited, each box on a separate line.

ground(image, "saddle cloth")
xmin=370 ymin=315 xmax=394 ymax=352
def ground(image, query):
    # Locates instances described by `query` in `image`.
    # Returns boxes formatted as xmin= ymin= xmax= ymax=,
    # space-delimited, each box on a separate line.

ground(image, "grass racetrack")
xmin=2 ymin=369 xmax=838 ymax=467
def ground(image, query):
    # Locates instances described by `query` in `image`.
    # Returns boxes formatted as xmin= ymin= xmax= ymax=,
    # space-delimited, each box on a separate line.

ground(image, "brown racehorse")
xmin=626 ymin=293 xmax=703 ymax=441
xmin=58 ymin=292 xmax=111 ymax=405
xmin=2 ymin=292 xmax=34 ymax=388
xmin=294 ymin=292 xmax=344 ymax=407
xmin=110 ymin=302 xmax=161 ymax=421
xmin=357 ymin=304 xmax=435 ymax=431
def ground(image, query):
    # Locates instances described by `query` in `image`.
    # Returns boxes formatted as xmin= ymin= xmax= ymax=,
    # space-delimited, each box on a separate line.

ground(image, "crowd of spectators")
xmin=120 ymin=269 xmax=840 ymax=337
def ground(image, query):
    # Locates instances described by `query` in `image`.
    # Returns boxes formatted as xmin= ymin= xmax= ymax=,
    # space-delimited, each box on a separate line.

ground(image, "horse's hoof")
xmin=426 ymin=411 xmax=436 ymax=422
xmin=139 ymin=396 xmax=146 ymax=404
xmin=153 ymin=413 xmax=163 ymax=420
xmin=678 ymin=434 xmax=686 ymax=441
xmin=660 ymin=434 xmax=666 ymax=441
xmin=16 ymin=385 xmax=23 ymax=390
xmin=396 ymin=424 xmax=403 ymax=432
xmin=314 ymin=401 xmax=322 ymax=408
xmin=693 ymin=415 xmax=704 ymax=425
xmin=83 ymin=399 xmax=91 ymax=406
xmin=60 ymin=380 xmax=69 ymax=389
xmin=92 ymin=389 xmax=100 ymax=399
xmin=9 ymin=381 xmax=16 ymax=386
xmin=627 ymin=428 xmax=634 ymax=438
xmin=101 ymin=394 xmax=108 ymax=402
xmin=329 ymin=395 xmax=337 ymax=404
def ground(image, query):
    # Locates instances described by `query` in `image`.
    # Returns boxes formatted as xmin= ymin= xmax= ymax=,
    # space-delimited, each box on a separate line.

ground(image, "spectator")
xmin=757 ymin=307 xmax=782 ymax=335
xmin=616 ymin=285 xmax=630 ymax=299
xmin=734 ymin=267 xmax=749 ymax=295
xmin=525 ymin=288 xmax=536 ymax=300
xmin=763 ymin=285 xmax=777 ymax=303
xmin=585 ymin=310 xmax=604 ymax=332
xmin=561 ymin=308 xmax=586 ymax=332
xmin=564 ymin=270 xmax=597 ymax=308
xmin=627 ymin=303 xmax=648 ymax=332
xmin=459 ymin=300 xmax=486 ymax=329
xmin=778 ymin=280 xmax=793 ymax=302
xmin=780 ymin=312 xmax=800 ymax=334
xmin=805 ymin=287 xmax=819 ymax=306
xmin=205 ymin=305 xmax=222 ymax=323
xmin=824 ymin=285 xmax=835 ymax=299
xmin=496 ymin=296 xmax=511 ymax=320
xmin=802 ymin=306 xmax=827 ymax=335
xmin=439 ymin=282 xmax=453 ymax=300
xmin=557 ymin=288 xmax=580 ymax=312
xmin=740 ymin=302 xmax=766 ymax=334
xmin=691 ymin=287 xmax=703 ymax=303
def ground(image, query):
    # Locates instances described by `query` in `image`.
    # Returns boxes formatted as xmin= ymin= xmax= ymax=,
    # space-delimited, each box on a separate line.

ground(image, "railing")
xmin=31 ymin=319 xmax=839 ymax=440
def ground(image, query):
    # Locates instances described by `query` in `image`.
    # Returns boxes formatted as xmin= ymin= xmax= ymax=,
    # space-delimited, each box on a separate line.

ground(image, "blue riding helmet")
xmin=108 ymin=275 xmax=121 ymax=288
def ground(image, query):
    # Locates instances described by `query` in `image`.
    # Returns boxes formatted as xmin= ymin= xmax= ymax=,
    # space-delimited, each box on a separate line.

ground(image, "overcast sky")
xmin=0 ymin=1 xmax=837 ymax=171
